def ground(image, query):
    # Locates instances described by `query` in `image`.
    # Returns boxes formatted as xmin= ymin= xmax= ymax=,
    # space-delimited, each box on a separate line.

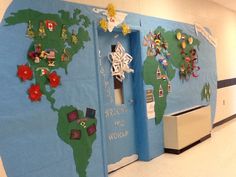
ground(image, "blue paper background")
xmin=0 ymin=0 xmax=217 ymax=177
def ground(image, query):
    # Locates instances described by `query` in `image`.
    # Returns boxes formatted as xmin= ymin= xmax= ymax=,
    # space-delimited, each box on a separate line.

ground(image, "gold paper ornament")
xmin=181 ymin=41 xmax=186 ymax=49
xmin=188 ymin=36 xmax=193 ymax=44
xmin=176 ymin=32 xmax=181 ymax=40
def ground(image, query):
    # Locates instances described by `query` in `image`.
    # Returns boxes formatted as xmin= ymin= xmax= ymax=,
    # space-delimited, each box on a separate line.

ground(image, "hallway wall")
xmin=1 ymin=0 xmax=236 ymax=122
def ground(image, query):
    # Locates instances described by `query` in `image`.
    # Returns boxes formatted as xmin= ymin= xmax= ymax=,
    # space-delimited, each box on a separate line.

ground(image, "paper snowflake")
xmin=108 ymin=42 xmax=134 ymax=82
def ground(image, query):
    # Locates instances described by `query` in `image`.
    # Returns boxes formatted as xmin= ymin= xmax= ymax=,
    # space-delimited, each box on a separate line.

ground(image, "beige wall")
xmin=1 ymin=0 xmax=236 ymax=123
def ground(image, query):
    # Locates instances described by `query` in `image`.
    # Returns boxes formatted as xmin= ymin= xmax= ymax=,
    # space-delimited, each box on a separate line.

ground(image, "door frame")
xmin=93 ymin=21 xmax=145 ymax=176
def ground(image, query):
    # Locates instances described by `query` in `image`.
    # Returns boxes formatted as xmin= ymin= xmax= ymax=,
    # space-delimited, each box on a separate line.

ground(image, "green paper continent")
xmin=57 ymin=106 xmax=97 ymax=177
xmin=143 ymin=27 xmax=200 ymax=124
xmin=5 ymin=9 xmax=95 ymax=177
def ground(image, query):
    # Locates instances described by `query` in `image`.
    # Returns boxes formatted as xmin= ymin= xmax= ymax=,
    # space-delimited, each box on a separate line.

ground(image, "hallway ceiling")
xmin=208 ymin=0 xmax=236 ymax=12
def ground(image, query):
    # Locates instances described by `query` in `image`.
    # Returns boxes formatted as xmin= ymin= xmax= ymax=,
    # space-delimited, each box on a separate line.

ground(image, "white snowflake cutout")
xmin=108 ymin=42 xmax=134 ymax=82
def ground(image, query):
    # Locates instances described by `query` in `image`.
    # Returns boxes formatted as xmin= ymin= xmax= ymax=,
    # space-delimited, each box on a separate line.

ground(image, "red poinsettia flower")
xmin=17 ymin=64 xmax=33 ymax=81
xmin=48 ymin=71 xmax=60 ymax=88
xmin=28 ymin=84 xmax=42 ymax=102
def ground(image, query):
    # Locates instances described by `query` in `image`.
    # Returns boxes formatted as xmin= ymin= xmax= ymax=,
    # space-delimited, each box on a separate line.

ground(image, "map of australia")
xmin=5 ymin=8 xmax=96 ymax=177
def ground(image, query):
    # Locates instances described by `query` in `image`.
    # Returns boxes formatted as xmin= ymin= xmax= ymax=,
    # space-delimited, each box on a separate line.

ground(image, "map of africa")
xmin=5 ymin=8 xmax=96 ymax=177
xmin=143 ymin=26 xmax=200 ymax=124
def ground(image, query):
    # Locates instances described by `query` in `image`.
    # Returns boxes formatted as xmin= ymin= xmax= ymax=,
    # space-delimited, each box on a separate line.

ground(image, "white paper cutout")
xmin=194 ymin=23 xmax=216 ymax=47
xmin=93 ymin=8 xmax=127 ymax=32
xmin=108 ymin=42 xmax=134 ymax=82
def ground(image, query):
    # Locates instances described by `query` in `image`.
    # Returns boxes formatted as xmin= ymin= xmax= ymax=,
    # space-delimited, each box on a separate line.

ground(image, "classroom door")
xmin=98 ymin=31 xmax=137 ymax=173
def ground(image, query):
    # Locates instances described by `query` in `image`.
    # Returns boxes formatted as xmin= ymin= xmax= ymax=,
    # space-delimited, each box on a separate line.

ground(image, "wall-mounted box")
xmin=163 ymin=105 xmax=212 ymax=154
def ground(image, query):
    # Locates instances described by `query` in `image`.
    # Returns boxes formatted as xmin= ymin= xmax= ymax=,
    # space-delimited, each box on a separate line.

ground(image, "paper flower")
xmin=107 ymin=3 xmax=116 ymax=17
xmin=28 ymin=84 xmax=42 ymax=102
xmin=121 ymin=23 xmax=131 ymax=36
xmin=17 ymin=64 xmax=33 ymax=81
xmin=48 ymin=71 xmax=60 ymax=88
xmin=99 ymin=18 xmax=108 ymax=32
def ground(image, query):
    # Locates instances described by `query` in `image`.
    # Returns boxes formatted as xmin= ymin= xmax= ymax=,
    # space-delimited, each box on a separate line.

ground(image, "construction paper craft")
xmin=201 ymin=83 xmax=211 ymax=102
xmin=108 ymin=42 xmax=134 ymax=82
xmin=71 ymin=29 xmax=79 ymax=44
xmin=93 ymin=4 xmax=130 ymax=35
xmin=5 ymin=8 xmax=95 ymax=177
xmin=28 ymin=84 xmax=42 ymax=102
xmin=175 ymin=30 xmax=200 ymax=81
xmin=26 ymin=20 xmax=35 ymax=38
xmin=17 ymin=64 xmax=33 ymax=81
xmin=38 ymin=21 xmax=46 ymax=38
xmin=87 ymin=124 xmax=96 ymax=136
xmin=67 ymin=110 xmax=80 ymax=122
xmin=45 ymin=20 xmax=57 ymax=31
xmin=61 ymin=25 xmax=68 ymax=41
xmin=86 ymin=108 xmax=96 ymax=118
xmin=143 ymin=26 xmax=199 ymax=124
xmin=70 ymin=129 xmax=81 ymax=140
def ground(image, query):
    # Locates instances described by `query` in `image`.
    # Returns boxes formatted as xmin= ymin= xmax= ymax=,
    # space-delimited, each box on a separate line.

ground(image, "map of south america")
xmin=5 ymin=9 xmax=96 ymax=177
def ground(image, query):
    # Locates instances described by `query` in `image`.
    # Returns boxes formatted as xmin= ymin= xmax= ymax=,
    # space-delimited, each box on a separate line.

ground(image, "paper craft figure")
xmin=108 ymin=42 xmax=134 ymax=82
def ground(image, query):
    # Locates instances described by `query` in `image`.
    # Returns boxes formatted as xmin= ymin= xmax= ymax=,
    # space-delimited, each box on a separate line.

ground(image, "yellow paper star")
xmin=99 ymin=18 xmax=108 ymax=32
xmin=121 ymin=23 xmax=131 ymax=36
xmin=107 ymin=3 xmax=116 ymax=17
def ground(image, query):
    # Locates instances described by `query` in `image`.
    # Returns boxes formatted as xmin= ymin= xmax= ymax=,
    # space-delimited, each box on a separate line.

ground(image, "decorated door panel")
xmin=98 ymin=31 xmax=137 ymax=172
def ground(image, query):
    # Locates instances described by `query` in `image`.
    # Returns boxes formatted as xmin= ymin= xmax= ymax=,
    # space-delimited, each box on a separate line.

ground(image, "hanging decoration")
xmin=108 ymin=42 xmax=134 ymax=82
xmin=175 ymin=30 xmax=200 ymax=81
xmin=93 ymin=4 xmax=131 ymax=35
xmin=201 ymin=83 xmax=211 ymax=102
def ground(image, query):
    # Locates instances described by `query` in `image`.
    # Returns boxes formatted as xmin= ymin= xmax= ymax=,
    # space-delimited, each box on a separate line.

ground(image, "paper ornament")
xmin=26 ymin=20 xmax=35 ymax=39
xmin=156 ymin=66 xmax=161 ymax=80
xmin=17 ymin=64 xmax=33 ymax=81
xmin=71 ymin=29 xmax=79 ymax=44
xmin=70 ymin=129 xmax=81 ymax=140
xmin=45 ymin=20 xmax=57 ymax=31
xmin=36 ymin=67 xmax=49 ymax=76
xmin=61 ymin=25 xmax=68 ymax=41
xmin=48 ymin=71 xmax=60 ymax=88
xmin=168 ymin=82 xmax=171 ymax=93
xmin=38 ymin=21 xmax=46 ymax=38
xmin=121 ymin=23 xmax=131 ymax=36
xmin=159 ymin=84 xmax=163 ymax=97
xmin=93 ymin=4 xmax=129 ymax=34
xmin=28 ymin=84 xmax=42 ymax=102
xmin=108 ymin=42 xmax=134 ymax=82
xmin=201 ymin=83 xmax=211 ymax=102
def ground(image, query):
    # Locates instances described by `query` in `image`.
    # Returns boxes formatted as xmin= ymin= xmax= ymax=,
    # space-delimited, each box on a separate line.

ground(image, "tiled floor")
xmin=109 ymin=119 xmax=236 ymax=177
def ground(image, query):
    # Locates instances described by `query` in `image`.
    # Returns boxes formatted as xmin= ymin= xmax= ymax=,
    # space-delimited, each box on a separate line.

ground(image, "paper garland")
xmin=108 ymin=42 xmax=134 ymax=82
